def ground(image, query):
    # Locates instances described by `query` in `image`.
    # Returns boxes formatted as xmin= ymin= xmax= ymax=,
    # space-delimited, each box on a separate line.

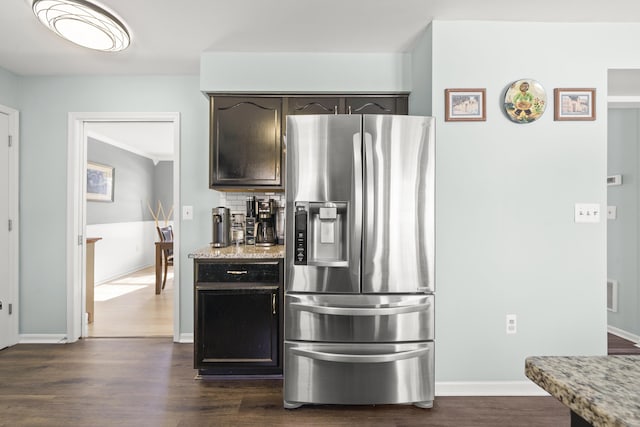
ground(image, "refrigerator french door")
xmin=284 ymin=114 xmax=435 ymax=409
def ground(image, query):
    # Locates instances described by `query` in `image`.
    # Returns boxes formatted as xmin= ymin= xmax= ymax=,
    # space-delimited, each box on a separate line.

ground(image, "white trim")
xmin=435 ymin=381 xmax=549 ymax=396
xmin=0 ymin=104 xmax=19 ymax=348
xmin=67 ymin=112 xmax=181 ymax=343
xmin=608 ymin=325 xmax=640 ymax=344
xmin=608 ymin=95 xmax=640 ymax=108
xmin=178 ymin=333 xmax=194 ymax=343
xmin=19 ymin=334 xmax=68 ymax=344
xmin=86 ymin=130 xmax=172 ymax=165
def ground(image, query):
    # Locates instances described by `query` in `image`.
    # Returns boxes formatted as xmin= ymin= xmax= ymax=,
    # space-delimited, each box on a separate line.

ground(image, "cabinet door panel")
xmin=287 ymin=97 xmax=341 ymax=115
xmin=211 ymin=97 xmax=282 ymax=188
xmin=197 ymin=287 xmax=279 ymax=367
xmin=345 ymin=97 xmax=408 ymax=115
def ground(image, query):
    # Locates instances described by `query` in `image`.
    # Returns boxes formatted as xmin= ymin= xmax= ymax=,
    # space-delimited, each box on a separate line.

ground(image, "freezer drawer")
xmin=285 ymin=293 xmax=434 ymax=342
xmin=283 ymin=341 xmax=434 ymax=408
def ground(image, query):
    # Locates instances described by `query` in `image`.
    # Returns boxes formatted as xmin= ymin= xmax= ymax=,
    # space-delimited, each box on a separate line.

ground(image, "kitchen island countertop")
xmin=525 ymin=355 xmax=640 ymax=426
xmin=189 ymin=244 xmax=285 ymax=259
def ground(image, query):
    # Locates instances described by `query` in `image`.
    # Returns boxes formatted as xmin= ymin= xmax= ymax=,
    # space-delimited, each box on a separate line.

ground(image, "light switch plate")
xmin=183 ymin=205 xmax=193 ymax=220
xmin=575 ymin=203 xmax=600 ymax=223
xmin=607 ymin=206 xmax=617 ymax=220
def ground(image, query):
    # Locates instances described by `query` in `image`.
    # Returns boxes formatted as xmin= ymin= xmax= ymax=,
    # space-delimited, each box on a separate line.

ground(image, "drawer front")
xmin=284 ymin=341 xmax=434 ymax=406
xmin=196 ymin=261 xmax=280 ymax=283
xmin=285 ymin=294 xmax=434 ymax=342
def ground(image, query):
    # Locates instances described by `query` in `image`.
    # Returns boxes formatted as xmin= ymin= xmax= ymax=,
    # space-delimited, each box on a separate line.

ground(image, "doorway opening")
xmin=606 ymin=69 xmax=640 ymax=353
xmin=67 ymin=112 xmax=181 ymax=342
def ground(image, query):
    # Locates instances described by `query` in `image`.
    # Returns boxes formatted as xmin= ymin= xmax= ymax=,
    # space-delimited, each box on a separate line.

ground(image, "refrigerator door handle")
xmin=362 ymin=132 xmax=374 ymax=258
xmin=352 ymin=132 xmax=363 ymax=279
xmin=289 ymin=300 xmax=431 ymax=316
xmin=290 ymin=347 xmax=430 ymax=364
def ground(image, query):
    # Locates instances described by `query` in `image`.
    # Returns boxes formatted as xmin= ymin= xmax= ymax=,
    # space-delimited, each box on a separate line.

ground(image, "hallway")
xmin=88 ymin=266 xmax=173 ymax=337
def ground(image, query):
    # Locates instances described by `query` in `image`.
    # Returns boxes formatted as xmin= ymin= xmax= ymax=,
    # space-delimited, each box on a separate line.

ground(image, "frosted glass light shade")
xmin=32 ymin=0 xmax=130 ymax=52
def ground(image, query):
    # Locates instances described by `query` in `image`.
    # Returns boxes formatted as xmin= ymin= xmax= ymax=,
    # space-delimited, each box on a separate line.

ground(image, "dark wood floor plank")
xmin=608 ymin=333 xmax=640 ymax=354
xmin=0 ymin=338 xmax=569 ymax=426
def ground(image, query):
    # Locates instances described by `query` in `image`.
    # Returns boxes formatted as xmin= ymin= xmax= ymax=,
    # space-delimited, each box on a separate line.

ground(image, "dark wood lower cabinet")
xmin=194 ymin=259 xmax=283 ymax=376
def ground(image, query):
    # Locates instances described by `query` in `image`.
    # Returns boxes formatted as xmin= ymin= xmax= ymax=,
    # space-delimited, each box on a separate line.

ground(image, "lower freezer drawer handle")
xmin=289 ymin=301 xmax=430 ymax=316
xmin=290 ymin=347 xmax=429 ymax=363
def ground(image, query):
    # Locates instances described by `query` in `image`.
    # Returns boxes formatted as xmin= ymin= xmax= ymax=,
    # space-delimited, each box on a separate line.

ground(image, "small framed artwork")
xmin=86 ymin=162 xmax=114 ymax=202
xmin=445 ymin=88 xmax=486 ymax=122
xmin=554 ymin=88 xmax=596 ymax=121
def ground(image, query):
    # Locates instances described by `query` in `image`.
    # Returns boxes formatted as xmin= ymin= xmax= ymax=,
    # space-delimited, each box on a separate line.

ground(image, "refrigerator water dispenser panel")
xmin=295 ymin=202 xmax=348 ymax=267
xmin=294 ymin=206 xmax=308 ymax=265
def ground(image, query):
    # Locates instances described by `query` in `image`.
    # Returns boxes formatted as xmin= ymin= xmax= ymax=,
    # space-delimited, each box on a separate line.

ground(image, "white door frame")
xmin=67 ymin=112 xmax=181 ymax=342
xmin=0 ymin=104 xmax=19 ymax=348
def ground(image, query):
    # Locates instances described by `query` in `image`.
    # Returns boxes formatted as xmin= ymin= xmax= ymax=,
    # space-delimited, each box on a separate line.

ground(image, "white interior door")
xmin=0 ymin=111 xmax=10 ymax=350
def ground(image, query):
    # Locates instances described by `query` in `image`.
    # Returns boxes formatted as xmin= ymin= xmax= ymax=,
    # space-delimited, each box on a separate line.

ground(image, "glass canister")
xmin=231 ymin=213 xmax=245 ymax=245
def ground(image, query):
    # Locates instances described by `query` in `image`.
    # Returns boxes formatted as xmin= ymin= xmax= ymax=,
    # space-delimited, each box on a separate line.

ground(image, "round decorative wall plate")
xmin=503 ymin=79 xmax=547 ymax=124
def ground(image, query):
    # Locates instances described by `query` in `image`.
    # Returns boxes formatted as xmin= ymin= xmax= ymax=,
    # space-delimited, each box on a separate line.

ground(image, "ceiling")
xmin=85 ymin=121 xmax=174 ymax=163
xmin=4 ymin=0 xmax=640 ymax=156
xmin=3 ymin=0 xmax=640 ymax=77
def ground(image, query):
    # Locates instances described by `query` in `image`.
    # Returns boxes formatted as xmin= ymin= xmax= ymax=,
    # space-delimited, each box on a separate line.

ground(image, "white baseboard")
xmin=607 ymin=325 xmax=640 ymax=345
xmin=95 ymin=263 xmax=155 ymax=286
xmin=19 ymin=334 xmax=68 ymax=344
xmin=435 ymin=381 xmax=549 ymax=396
xmin=178 ymin=333 xmax=193 ymax=343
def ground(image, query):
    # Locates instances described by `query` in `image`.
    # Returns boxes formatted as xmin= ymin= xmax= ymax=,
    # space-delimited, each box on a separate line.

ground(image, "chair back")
xmin=157 ymin=225 xmax=173 ymax=257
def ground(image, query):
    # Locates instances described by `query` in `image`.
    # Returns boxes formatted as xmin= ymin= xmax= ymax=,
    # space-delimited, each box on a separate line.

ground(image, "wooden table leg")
xmin=155 ymin=242 xmax=162 ymax=295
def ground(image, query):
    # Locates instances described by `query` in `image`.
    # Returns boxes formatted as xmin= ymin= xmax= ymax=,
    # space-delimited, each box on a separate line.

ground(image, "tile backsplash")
xmin=217 ymin=192 xmax=284 ymax=214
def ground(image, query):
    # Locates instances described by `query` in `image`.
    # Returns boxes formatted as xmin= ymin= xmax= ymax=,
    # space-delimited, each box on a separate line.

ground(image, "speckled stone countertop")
xmin=525 ymin=355 xmax=640 ymax=426
xmin=188 ymin=244 xmax=285 ymax=259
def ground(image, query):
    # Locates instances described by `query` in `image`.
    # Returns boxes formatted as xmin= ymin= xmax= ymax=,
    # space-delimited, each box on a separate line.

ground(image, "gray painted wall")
xmin=154 ymin=160 xmax=174 ymax=221
xmin=607 ymin=108 xmax=639 ymax=336
xmin=0 ymin=67 xmax=19 ymax=108
xmin=17 ymin=74 xmax=212 ymax=335
xmin=87 ymin=137 xmax=156 ymax=224
xmin=425 ymin=20 xmax=613 ymax=382
xmin=408 ymin=24 xmax=432 ymax=116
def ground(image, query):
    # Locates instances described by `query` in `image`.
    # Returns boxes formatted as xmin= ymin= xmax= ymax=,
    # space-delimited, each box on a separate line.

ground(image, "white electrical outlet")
xmin=506 ymin=314 xmax=517 ymax=334
xmin=574 ymin=203 xmax=601 ymax=223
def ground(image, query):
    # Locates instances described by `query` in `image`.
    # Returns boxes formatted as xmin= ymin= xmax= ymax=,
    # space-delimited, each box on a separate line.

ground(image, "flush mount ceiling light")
xmin=32 ymin=0 xmax=130 ymax=52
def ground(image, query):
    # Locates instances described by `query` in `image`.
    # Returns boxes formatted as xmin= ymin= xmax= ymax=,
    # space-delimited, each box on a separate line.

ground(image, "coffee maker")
xmin=255 ymin=199 xmax=276 ymax=247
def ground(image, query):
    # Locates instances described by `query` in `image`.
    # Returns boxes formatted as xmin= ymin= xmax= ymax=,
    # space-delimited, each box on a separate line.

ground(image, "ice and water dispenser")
xmin=293 ymin=202 xmax=348 ymax=266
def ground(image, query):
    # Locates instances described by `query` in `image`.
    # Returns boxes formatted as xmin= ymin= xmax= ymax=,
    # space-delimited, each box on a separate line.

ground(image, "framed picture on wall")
xmin=87 ymin=162 xmax=114 ymax=202
xmin=445 ymin=88 xmax=486 ymax=122
xmin=554 ymin=88 xmax=596 ymax=121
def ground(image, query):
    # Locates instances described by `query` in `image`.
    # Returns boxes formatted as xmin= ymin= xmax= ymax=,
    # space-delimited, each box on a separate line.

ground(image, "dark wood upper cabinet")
xmin=345 ymin=96 xmax=408 ymax=115
xmin=286 ymin=97 xmax=341 ymax=116
xmin=210 ymin=96 xmax=283 ymax=190
xmin=209 ymin=93 xmax=408 ymax=191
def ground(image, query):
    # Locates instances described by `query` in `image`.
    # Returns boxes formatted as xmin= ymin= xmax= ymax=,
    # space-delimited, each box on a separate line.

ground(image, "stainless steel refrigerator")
xmin=284 ymin=114 xmax=435 ymax=409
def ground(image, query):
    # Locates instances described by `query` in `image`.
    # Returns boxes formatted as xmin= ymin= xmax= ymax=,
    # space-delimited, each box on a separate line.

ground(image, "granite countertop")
xmin=525 ymin=355 xmax=640 ymax=426
xmin=189 ymin=244 xmax=285 ymax=259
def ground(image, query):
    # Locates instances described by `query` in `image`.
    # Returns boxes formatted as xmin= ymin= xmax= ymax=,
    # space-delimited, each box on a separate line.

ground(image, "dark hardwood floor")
xmin=0 ymin=338 xmax=570 ymax=426
xmin=608 ymin=333 xmax=640 ymax=355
